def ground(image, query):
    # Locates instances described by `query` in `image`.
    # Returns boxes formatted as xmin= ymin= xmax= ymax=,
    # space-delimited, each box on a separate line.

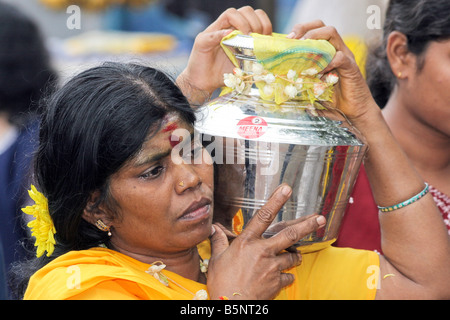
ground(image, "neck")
xmin=383 ymin=91 xmax=450 ymax=192
xmin=110 ymin=241 xmax=205 ymax=284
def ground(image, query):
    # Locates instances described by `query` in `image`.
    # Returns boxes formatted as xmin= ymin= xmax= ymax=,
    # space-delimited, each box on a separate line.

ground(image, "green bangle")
xmin=378 ymin=183 xmax=429 ymax=212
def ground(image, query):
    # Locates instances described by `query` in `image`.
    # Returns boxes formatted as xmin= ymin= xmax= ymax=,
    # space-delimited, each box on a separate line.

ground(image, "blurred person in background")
xmin=335 ymin=0 xmax=450 ymax=252
xmin=0 ymin=1 xmax=57 ymax=285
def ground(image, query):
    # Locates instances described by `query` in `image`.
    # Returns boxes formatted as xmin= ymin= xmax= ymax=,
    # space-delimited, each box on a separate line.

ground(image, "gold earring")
xmin=96 ymin=219 xmax=111 ymax=236
xmin=178 ymin=181 xmax=184 ymax=187
xmin=397 ymin=71 xmax=403 ymax=78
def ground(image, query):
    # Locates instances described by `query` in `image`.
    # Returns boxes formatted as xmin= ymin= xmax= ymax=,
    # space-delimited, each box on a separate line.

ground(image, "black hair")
xmin=0 ymin=2 xmax=57 ymax=125
xmin=365 ymin=0 xmax=450 ymax=108
xmin=9 ymin=62 xmax=196 ymax=299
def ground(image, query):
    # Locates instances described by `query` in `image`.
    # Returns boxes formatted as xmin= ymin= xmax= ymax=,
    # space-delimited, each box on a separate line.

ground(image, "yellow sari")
xmin=24 ymin=241 xmax=378 ymax=300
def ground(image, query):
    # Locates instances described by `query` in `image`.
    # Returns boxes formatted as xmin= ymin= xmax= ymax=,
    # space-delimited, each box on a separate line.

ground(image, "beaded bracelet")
xmin=378 ymin=183 xmax=429 ymax=212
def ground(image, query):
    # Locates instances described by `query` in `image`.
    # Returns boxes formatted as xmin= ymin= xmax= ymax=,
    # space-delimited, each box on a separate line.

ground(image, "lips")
xmin=179 ymin=197 xmax=212 ymax=221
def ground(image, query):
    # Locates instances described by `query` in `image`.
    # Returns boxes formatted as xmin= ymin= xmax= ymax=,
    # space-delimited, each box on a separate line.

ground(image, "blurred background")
xmin=0 ymin=0 xmax=297 ymax=80
xmin=0 ymin=0 xmax=386 ymax=80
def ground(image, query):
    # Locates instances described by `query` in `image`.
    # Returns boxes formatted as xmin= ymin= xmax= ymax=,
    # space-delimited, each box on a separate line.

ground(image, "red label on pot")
xmin=237 ymin=116 xmax=267 ymax=139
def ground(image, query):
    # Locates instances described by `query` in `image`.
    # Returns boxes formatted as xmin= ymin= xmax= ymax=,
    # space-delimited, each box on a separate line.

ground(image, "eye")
xmin=140 ymin=165 xmax=165 ymax=180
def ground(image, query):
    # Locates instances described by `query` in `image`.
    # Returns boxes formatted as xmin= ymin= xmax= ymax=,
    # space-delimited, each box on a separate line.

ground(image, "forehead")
xmin=155 ymin=113 xmax=193 ymax=143
xmin=130 ymin=114 xmax=193 ymax=165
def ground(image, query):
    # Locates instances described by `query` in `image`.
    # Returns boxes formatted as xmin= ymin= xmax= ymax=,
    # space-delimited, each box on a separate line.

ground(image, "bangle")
xmin=378 ymin=183 xmax=429 ymax=212
xmin=218 ymin=292 xmax=241 ymax=300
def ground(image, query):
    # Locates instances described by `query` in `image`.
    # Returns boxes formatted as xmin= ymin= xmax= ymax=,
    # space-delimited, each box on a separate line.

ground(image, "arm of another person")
xmin=288 ymin=21 xmax=450 ymax=299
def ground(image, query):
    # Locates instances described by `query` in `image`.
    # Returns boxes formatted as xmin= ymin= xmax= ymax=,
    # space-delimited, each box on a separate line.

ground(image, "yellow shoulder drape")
xmin=25 ymin=243 xmax=378 ymax=300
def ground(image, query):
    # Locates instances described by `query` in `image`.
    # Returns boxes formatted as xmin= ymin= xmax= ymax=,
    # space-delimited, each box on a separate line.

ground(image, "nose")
xmin=174 ymin=163 xmax=202 ymax=194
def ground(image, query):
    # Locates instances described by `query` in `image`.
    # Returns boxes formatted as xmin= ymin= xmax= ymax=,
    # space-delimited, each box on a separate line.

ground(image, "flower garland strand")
xmin=146 ymin=260 xmax=209 ymax=300
xmin=222 ymin=63 xmax=339 ymax=106
xmin=22 ymin=185 xmax=56 ymax=258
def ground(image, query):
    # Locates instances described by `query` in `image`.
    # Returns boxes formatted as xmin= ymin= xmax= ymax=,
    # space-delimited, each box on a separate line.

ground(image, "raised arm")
xmin=288 ymin=22 xmax=450 ymax=299
xmin=176 ymin=6 xmax=272 ymax=106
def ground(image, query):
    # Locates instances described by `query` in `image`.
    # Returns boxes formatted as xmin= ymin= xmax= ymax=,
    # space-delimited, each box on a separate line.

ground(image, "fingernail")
xmin=210 ymin=225 xmax=216 ymax=236
xmin=296 ymin=253 xmax=302 ymax=266
xmin=281 ymin=185 xmax=292 ymax=197
xmin=287 ymin=32 xmax=296 ymax=39
xmin=223 ymin=29 xmax=233 ymax=36
xmin=316 ymin=216 xmax=326 ymax=227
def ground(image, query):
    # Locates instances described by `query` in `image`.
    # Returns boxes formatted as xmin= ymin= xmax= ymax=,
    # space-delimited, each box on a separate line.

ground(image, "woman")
xmin=336 ymin=0 xmax=450 ymax=252
xmin=11 ymin=7 xmax=450 ymax=300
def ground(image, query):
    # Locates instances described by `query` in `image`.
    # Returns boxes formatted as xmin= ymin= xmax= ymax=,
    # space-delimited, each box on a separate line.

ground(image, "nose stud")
xmin=178 ymin=181 xmax=184 ymax=187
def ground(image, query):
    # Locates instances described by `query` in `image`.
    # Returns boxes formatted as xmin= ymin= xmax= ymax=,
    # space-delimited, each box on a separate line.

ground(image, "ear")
xmin=386 ymin=31 xmax=416 ymax=80
xmin=81 ymin=190 xmax=113 ymax=228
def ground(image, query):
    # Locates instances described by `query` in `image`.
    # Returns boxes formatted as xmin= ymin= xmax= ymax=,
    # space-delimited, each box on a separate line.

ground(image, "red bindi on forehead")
xmin=162 ymin=122 xmax=178 ymax=133
xmin=161 ymin=114 xmax=182 ymax=148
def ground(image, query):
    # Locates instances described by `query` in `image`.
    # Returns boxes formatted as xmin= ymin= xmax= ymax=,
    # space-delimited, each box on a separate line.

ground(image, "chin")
xmin=185 ymin=218 xmax=213 ymax=248
xmin=172 ymin=204 xmax=213 ymax=248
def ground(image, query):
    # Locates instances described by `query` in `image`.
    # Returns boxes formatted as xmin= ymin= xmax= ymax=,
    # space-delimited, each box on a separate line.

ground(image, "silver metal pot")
xmin=195 ymin=34 xmax=367 ymax=252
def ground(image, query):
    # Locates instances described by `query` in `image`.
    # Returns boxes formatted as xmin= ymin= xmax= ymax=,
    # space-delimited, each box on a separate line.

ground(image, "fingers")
xmin=209 ymin=224 xmax=229 ymax=258
xmin=266 ymin=214 xmax=315 ymax=234
xmin=214 ymin=222 xmax=237 ymax=242
xmin=237 ymin=6 xmax=263 ymax=34
xmin=194 ymin=29 xmax=234 ymax=51
xmin=277 ymin=250 xmax=302 ymax=271
xmin=277 ymin=252 xmax=300 ymax=287
xmin=251 ymin=8 xmax=273 ymax=35
xmin=280 ymin=272 xmax=295 ymax=287
xmin=286 ymin=21 xmax=361 ymax=85
xmin=205 ymin=6 xmax=272 ymax=35
xmin=287 ymin=20 xmax=325 ymax=39
xmin=269 ymin=215 xmax=326 ymax=253
xmin=301 ymin=26 xmax=354 ymax=57
xmin=242 ymin=184 xmax=292 ymax=239
xmin=320 ymin=50 xmax=358 ymax=77
xmin=220 ymin=8 xmax=252 ymax=35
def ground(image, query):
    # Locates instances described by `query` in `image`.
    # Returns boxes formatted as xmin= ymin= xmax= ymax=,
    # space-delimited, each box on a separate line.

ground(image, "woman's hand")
xmin=207 ymin=184 xmax=326 ymax=300
xmin=287 ymin=20 xmax=381 ymax=125
xmin=177 ymin=6 xmax=272 ymax=105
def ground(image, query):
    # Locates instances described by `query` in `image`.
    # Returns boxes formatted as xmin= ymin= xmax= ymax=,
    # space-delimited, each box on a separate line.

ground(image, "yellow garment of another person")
xmin=24 ymin=242 xmax=378 ymax=300
xmin=343 ymin=35 xmax=368 ymax=78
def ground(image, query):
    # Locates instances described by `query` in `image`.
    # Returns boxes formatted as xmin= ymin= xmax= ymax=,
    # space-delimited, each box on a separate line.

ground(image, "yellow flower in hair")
xmin=22 ymin=185 xmax=56 ymax=257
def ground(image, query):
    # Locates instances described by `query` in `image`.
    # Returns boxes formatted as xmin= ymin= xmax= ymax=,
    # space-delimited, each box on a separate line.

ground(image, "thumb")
xmin=209 ymin=224 xmax=229 ymax=258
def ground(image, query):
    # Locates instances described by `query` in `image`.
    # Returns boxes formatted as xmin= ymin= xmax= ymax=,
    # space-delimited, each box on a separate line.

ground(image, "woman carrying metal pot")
xmin=11 ymin=7 xmax=449 ymax=300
